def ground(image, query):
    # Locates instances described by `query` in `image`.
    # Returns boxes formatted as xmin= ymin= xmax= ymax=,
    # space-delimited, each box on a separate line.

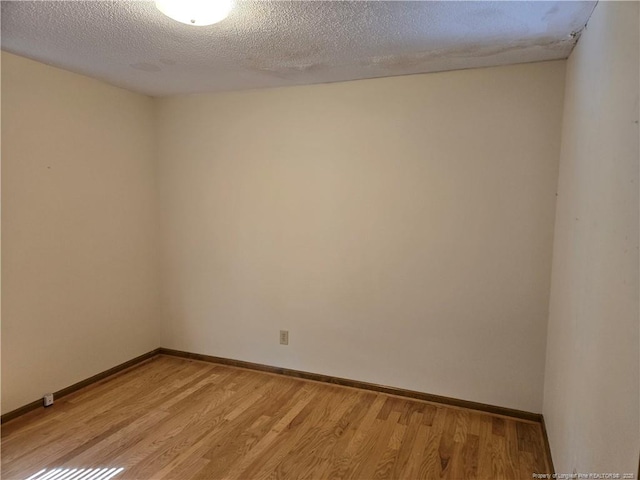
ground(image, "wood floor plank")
xmin=418 ymin=406 xmax=449 ymax=479
xmin=196 ymin=381 xmax=313 ymax=479
xmin=3 ymin=358 xmax=208 ymax=467
xmin=1 ymin=355 xmax=553 ymax=480
xmin=349 ymin=411 xmax=401 ymax=480
xmin=396 ymin=421 xmax=430 ymax=479
xmin=505 ymin=419 xmax=522 ymax=477
xmin=120 ymin=372 xmax=274 ymax=478
xmin=237 ymin=393 xmax=331 ymax=479
xmin=274 ymin=391 xmax=368 ymax=480
xmin=461 ymin=433 xmax=479 ymax=479
xmin=216 ymin=386 xmax=316 ymax=480
xmin=237 ymin=387 xmax=337 ymax=480
xmin=389 ymin=410 xmax=423 ymax=479
xmin=310 ymin=392 xmax=376 ymax=479
xmin=437 ymin=409 xmax=457 ymax=478
xmin=477 ymin=410 xmax=495 ymax=479
xmin=250 ymin=392 xmax=347 ymax=480
xmin=371 ymin=420 xmax=406 ymax=480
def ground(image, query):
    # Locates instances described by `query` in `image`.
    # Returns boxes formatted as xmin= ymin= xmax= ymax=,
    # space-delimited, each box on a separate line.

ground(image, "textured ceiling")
xmin=1 ymin=1 xmax=596 ymax=97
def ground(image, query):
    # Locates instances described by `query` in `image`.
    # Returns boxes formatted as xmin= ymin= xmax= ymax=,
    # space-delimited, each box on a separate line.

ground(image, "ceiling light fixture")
xmin=155 ymin=0 xmax=234 ymax=26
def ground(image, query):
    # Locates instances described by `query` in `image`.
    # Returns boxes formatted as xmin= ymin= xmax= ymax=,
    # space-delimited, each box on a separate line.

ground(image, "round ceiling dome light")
xmin=155 ymin=0 xmax=234 ymax=26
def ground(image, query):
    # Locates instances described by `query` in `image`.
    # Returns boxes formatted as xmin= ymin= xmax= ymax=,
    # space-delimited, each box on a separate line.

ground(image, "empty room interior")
xmin=1 ymin=1 xmax=638 ymax=479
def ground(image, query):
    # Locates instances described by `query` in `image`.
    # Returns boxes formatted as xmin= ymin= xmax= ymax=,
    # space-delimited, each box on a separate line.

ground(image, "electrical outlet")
xmin=43 ymin=393 xmax=54 ymax=407
xmin=279 ymin=330 xmax=289 ymax=345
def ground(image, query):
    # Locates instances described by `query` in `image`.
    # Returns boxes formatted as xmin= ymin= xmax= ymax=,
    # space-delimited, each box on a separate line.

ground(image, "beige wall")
xmin=543 ymin=1 xmax=640 ymax=473
xmin=156 ymin=61 xmax=565 ymax=413
xmin=1 ymin=52 xmax=160 ymax=414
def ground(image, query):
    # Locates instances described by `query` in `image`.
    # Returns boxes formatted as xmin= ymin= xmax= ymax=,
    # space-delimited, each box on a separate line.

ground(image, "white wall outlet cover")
xmin=43 ymin=393 xmax=54 ymax=407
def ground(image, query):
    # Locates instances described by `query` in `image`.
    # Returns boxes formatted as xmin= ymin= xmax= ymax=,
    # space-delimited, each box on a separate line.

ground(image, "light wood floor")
xmin=2 ymin=355 xmax=552 ymax=480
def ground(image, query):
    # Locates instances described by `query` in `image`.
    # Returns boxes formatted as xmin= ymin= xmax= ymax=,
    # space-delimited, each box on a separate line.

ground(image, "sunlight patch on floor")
xmin=24 ymin=468 xmax=124 ymax=480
